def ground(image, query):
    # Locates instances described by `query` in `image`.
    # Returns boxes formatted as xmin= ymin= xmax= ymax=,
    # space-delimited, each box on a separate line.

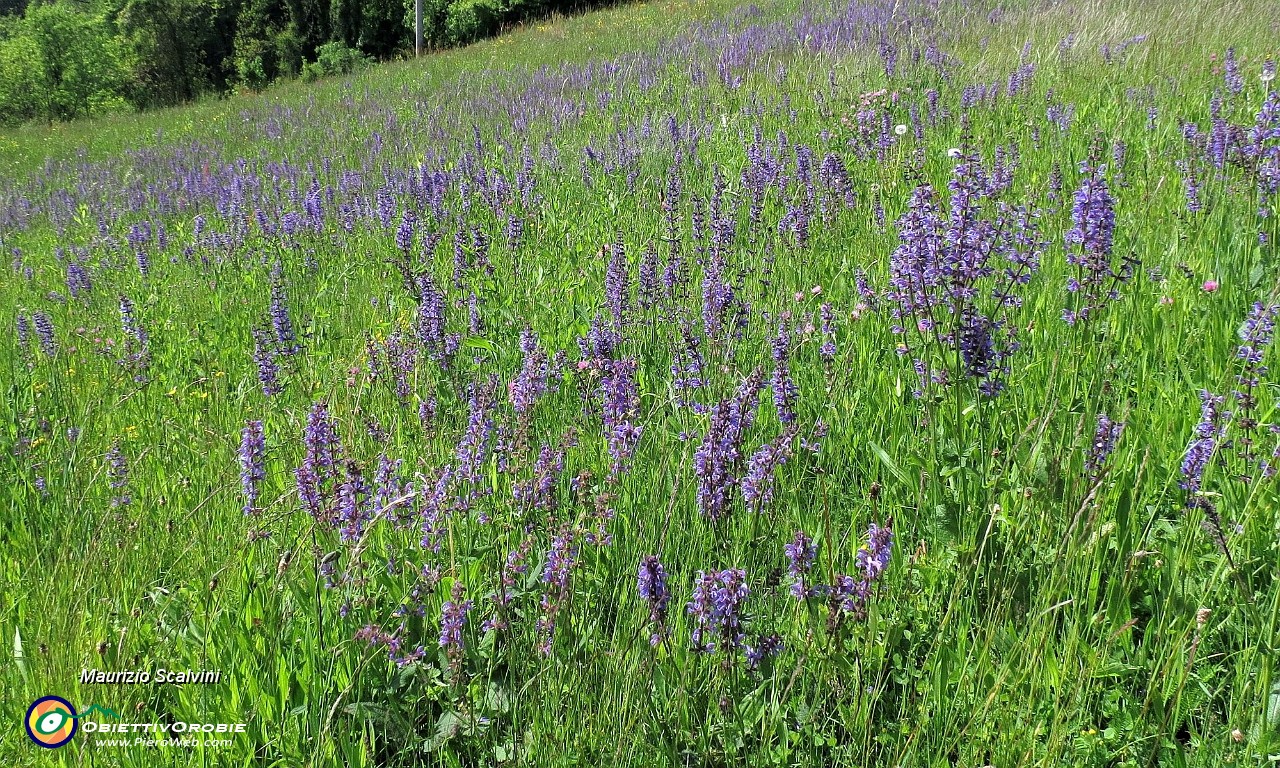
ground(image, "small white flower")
xmin=894 ymin=124 xmax=908 ymax=136
xmin=1262 ymin=70 xmax=1276 ymax=84
xmin=946 ymin=147 xmax=962 ymax=159
xmin=720 ymin=114 xmax=729 ymax=127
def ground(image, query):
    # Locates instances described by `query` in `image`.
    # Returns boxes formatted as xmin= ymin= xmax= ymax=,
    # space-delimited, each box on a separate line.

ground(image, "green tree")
xmin=116 ymin=0 xmax=242 ymax=107
xmin=0 ymin=3 xmax=128 ymax=123
xmin=0 ymin=27 xmax=45 ymax=122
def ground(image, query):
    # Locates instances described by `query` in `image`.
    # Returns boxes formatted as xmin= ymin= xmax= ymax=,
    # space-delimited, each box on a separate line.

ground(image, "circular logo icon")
xmin=26 ymin=696 xmax=77 ymax=748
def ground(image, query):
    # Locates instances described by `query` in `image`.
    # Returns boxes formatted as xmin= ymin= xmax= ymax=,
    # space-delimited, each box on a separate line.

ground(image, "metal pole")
xmin=415 ymin=0 xmax=423 ymax=57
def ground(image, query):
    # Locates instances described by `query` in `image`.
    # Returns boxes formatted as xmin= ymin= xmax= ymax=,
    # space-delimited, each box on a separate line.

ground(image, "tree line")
xmin=0 ymin=0 xmax=602 ymax=125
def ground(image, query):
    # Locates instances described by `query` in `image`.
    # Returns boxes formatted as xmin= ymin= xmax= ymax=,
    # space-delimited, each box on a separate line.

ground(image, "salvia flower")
xmin=15 ymin=313 xmax=31 ymax=358
xmin=118 ymin=296 xmax=150 ymax=378
xmin=251 ymin=325 xmax=282 ymax=396
xmin=829 ymin=520 xmax=894 ymax=625
xmin=1225 ymin=48 xmax=1244 ymax=96
xmin=1233 ymin=302 xmax=1279 ymax=472
xmin=512 ymin=443 xmax=565 ymax=512
xmin=511 ymin=327 xmax=554 ymax=415
xmin=637 ymin=555 xmax=671 ymax=646
xmin=1085 ymin=413 xmax=1124 ymax=478
xmin=744 ymin=633 xmax=783 ymax=671
xmin=239 ymin=420 xmax=266 ymax=515
xmin=33 ymin=312 xmax=56 ymax=357
xmin=1181 ymin=390 xmax=1229 ymax=498
xmin=687 ymin=568 xmax=749 ymax=654
xmin=269 ymin=277 xmax=300 ymax=356
xmin=1063 ymin=157 xmax=1134 ymax=326
xmin=439 ymin=581 xmax=472 ymax=678
xmin=818 ymin=303 xmax=837 ymax=361
xmin=741 ymin=429 xmax=795 ymax=511
xmin=770 ymin=325 xmax=799 ymax=425
xmin=456 ymin=379 xmax=497 ymax=485
xmin=296 ymin=402 xmax=341 ymax=524
xmin=336 ymin=460 xmax=371 ymax=543
xmin=886 ymin=150 xmax=1042 ymax=396
xmin=604 ymin=239 xmax=630 ymax=330
xmin=107 ymin=439 xmax=130 ymax=508
xmin=693 ymin=371 xmax=765 ymax=519
xmin=784 ymin=530 xmax=818 ymax=600
xmin=601 ymin=358 xmax=643 ymax=475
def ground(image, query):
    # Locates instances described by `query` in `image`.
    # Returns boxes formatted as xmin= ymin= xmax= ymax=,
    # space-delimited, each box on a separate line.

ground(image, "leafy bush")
xmin=0 ymin=30 xmax=43 ymax=124
xmin=444 ymin=0 xmax=497 ymax=45
xmin=302 ymin=41 xmax=371 ymax=81
xmin=0 ymin=4 xmax=128 ymax=124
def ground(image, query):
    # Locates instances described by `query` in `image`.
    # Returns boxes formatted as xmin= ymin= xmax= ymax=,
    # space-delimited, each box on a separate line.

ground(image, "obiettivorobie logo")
xmin=25 ymin=697 xmax=120 ymax=749
xmin=25 ymin=696 xmax=244 ymax=749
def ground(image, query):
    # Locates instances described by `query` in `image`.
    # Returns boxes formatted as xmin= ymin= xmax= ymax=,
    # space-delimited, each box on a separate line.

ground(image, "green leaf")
xmin=868 ymin=441 xmax=907 ymax=484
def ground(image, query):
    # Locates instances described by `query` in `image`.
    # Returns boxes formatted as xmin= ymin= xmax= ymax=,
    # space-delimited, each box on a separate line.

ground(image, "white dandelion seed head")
xmin=895 ymin=124 xmax=908 ymax=136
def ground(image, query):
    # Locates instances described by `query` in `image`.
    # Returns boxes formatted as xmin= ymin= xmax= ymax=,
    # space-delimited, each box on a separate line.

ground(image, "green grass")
xmin=2 ymin=0 xmax=1280 ymax=765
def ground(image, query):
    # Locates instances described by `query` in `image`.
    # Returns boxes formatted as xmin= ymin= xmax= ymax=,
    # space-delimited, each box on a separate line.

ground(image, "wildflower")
xmin=687 ymin=568 xmax=750 ymax=653
xmin=770 ymin=325 xmax=799 ymax=425
xmin=33 ymin=312 xmax=56 ymax=357
xmin=895 ymin=124 xmax=908 ymax=136
xmin=637 ymin=556 xmax=671 ymax=646
xmin=15 ymin=313 xmax=31 ymax=358
xmin=1225 ymin=48 xmax=1243 ymax=95
xmin=1063 ymin=157 xmax=1132 ymax=325
xmin=858 ymin=523 xmax=894 ymax=582
xmin=605 ymin=238 xmax=629 ymax=330
xmin=456 ymin=378 xmax=498 ymax=485
xmin=415 ymin=273 xmax=459 ymax=366
xmin=296 ymin=402 xmax=341 ymax=524
xmin=251 ymin=325 xmax=282 ymax=396
xmin=107 ymin=439 xmax=130 ymax=508
xmin=784 ymin=530 xmax=818 ymax=599
xmin=118 ymin=296 xmax=150 ymax=378
xmin=439 ymin=581 xmax=472 ymax=678
xmin=512 ymin=443 xmax=564 ymax=512
xmin=741 ymin=430 xmax=795 ymax=511
xmin=1178 ymin=160 xmax=1203 ymax=214
xmin=239 ymin=420 xmax=266 ymax=515
xmin=693 ymin=371 xmax=765 ymax=520
xmin=1233 ymin=303 xmax=1279 ymax=475
xmin=269 ymin=276 xmax=300 ymax=356
xmin=335 ymin=460 xmax=371 ymax=543
xmin=542 ymin=527 xmax=579 ymax=591
xmin=395 ymin=210 xmax=416 ymax=254
xmin=829 ymin=521 xmax=894 ymax=625
xmin=1202 ymin=280 xmax=1219 ymax=292
xmin=372 ymin=452 xmax=407 ymax=516
xmin=510 ymin=327 xmax=554 ymax=415
xmin=1180 ymin=391 xmax=1229 ymax=498
xmin=744 ymin=633 xmax=783 ymax=670
xmin=601 ymin=358 xmax=643 ymax=475
xmin=1085 ymin=413 xmax=1123 ymax=478
xmin=819 ymin=303 xmax=837 ymax=360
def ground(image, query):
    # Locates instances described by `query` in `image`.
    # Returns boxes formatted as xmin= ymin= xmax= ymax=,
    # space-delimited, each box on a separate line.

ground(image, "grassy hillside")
xmin=2 ymin=0 xmax=1280 ymax=765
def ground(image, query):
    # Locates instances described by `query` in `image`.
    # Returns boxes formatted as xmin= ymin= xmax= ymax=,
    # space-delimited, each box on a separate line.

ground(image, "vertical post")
xmin=415 ymin=0 xmax=423 ymax=57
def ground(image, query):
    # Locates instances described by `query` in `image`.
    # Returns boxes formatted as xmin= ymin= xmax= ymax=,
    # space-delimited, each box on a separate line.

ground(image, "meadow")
xmin=2 ymin=0 xmax=1280 ymax=765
